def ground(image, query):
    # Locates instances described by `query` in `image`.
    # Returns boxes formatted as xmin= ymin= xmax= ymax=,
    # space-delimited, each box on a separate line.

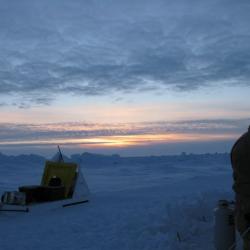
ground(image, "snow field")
xmin=0 ymin=153 xmax=234 ymax=249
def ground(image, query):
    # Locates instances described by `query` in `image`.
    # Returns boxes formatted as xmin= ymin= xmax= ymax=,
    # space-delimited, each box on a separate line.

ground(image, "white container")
xmin=2 ymin=191 xmax=26 ymax=205
xmin=214 ymin=200 xmax=235 ymax=250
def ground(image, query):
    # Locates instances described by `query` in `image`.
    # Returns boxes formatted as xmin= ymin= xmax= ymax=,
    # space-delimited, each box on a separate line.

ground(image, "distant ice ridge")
xmin=0 ymin=152 xmax=233 ymax=249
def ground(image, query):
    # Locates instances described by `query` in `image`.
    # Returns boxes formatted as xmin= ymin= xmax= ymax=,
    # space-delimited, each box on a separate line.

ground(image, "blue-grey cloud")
xmin=0 ymin=0 xmax=250 ymax=106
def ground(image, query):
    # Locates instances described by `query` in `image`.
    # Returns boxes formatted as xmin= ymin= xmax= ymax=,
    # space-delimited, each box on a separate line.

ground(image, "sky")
xmin=0 ymin=0 xmax=250 ymax=156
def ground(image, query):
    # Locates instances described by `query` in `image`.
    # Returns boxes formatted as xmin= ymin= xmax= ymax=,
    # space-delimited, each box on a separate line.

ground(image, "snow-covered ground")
xmin=0 ymin=152 xmax=236 ymax=249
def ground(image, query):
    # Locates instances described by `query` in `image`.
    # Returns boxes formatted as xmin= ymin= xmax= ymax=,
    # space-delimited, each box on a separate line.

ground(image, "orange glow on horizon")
xmin=0 ymin=133 xmax=239 ymax=148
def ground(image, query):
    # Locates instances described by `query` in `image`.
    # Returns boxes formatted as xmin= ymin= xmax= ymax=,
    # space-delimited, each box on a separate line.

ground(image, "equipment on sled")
xmin=0 ymin=147 xmax=89 ymax=212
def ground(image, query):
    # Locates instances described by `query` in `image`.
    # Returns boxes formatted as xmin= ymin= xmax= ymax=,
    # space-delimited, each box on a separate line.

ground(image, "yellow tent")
xmin=41 ymin=161 xmax=77 ymax=198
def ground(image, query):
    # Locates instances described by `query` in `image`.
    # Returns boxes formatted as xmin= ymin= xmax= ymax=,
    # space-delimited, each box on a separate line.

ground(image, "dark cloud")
xmin=0 ymin=0 xmax=250 ymax=106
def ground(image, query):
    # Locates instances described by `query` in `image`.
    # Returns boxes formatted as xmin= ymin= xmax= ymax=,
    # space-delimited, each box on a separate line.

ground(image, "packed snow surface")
xmin=0 ymin=152 xmax=235 ymax=249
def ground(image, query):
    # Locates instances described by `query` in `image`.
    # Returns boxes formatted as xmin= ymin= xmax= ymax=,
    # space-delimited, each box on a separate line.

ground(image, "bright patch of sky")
xmin=1 ymin=85 xmax=249 ymax=124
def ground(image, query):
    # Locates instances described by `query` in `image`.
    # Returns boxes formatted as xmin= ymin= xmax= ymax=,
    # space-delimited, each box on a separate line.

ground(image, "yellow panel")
xmin=41 ymin=161 xmax=77 ymax=198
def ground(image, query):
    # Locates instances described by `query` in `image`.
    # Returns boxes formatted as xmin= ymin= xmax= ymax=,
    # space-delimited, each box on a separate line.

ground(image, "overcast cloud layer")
xmin=0 ymin=0 xmax=250 ymax=106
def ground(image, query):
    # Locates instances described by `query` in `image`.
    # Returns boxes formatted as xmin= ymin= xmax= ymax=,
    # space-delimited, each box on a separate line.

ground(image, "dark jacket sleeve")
xmin=231 ymin=131 xmax=250 ymax=212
